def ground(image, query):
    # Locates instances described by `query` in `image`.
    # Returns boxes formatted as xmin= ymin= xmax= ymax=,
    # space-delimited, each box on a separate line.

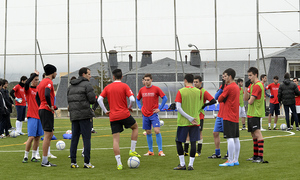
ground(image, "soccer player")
xmin=244 ymin=67 xmax=265 ymax=163
xmin=173 ymin=74 xmax=200 ymax=171
xmin=22 ymin=71 xmax=44 ymax=163
xmin=36 ymin=64 xmax=57 ymax=167
xmin=237 ymin=79 xmax=246 ymax=130
xmin=291 ymin=77 xmax=300 ymax=128
xmin=1 ymin=79 xmax=14 ymax=132
xmin=136 ymin=74 xmax=167 ymax=156
xmin=98 ymin=69 xmax=140 ymax=170
xmin=192 ymin=76 xmax=216 ymax=156
xmin=265 ymin=76 xmax=280 ymax=130
xmin=218 ymin=68 xmax=240 ymax=167
xmin=10 ymin=76 xmax=28 ymax=135
xmin=0 ymin=79 xmax=8 ymax=138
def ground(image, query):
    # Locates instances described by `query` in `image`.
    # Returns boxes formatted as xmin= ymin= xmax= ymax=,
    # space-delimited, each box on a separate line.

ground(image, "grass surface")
xmin=0 ymin=117 xmax=298 ymax=180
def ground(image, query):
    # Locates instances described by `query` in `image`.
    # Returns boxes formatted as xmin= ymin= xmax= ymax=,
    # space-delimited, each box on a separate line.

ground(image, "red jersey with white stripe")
xmin=37 ymin=78 xmax=55 ymax=112
xmin=100 ymin=81 xmax=134 ymax=121
xmin=137 ymin=85 xmax=165 ymax=117
xmin=13 ymin=84 xmax=26 ymax=106
xmin=25 ymin=87 xmax=39 ymax=119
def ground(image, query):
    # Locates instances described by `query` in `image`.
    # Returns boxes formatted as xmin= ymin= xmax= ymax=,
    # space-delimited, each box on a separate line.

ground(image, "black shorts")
xmin=39 ymin=109 xmax=54 ymax=132
xmin=176 ymin=126 xmax=200 ymax=142
xmin=110 ymin=115 xmax=136 ymax=134
xmin=247 ymin=117 xmax=260 ymax=132
xmin=16 ymin=106 xmax=26 ymax=121
xmin=269 ymin=103 xmax=280 ymax=116
xmin=223 ymin=120 xmax=239 ymax=138
xmin=199 ymin=119 xmax=204 ymax=131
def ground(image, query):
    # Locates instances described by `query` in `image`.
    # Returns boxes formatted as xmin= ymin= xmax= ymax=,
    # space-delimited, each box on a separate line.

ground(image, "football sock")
xmin=184 ymin=141 xmax=189 ymax=152
xmin=37 ymin=147 xmax=40 ymax=155
xmin=273 ymin=123 xmax=277 ymax=128
xmin=233 ymin=138 xmax=240 ymax=162
xmin=24 ymin=151 xmax=29 ymax=158
xmin=179 ymin=155 xmax=185 ymax=166
xmin=253 ymin=138 xmax=258 ymax=157
xmin=242 ymin=124 xmax=245 ymax=128
xmin=42 ymin=156 xmax=48 ymax=164
xmin=48 ymin=146 xmax=51 ymax=155
xmin=258 ymin=139 xmax=264 ymax=159
xmin=16 ymin=120 xmax=20 ymax=133
xmin=131 ymin=140 xmax=137 ymax=152
xmin=146 ymin=134 xmax=153 ymax=152
xmin=215 ymin=149 xmax=221 ymax=156
xmin=156 ymin=133 xmax=163 ymax=152
xmin=190 ymin=141 xmax=196 ymax=157
xmin=197 ymin=139 xmax=203 ymax=153
xmin=188 ymin=157 xmax=195 ymax=167
xmin=19 ymin=121 xmax=23 ymax=132
xmin=176 ymin=141 xmax=184 ymax=155
xmin=227 ymin=138 xmax=234 ymax=163
xmin=32 ymin=150 xmax=37 ymax=158
xmin=268 ymin=123 xmax=271 ymax=127
xmin=115 ymin=155 xmax=122 ymax=166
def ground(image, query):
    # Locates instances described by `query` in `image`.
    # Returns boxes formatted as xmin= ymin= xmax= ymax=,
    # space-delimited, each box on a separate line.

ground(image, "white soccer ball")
xmin=160 ymin=120 xmax=164 ymax=127
xmin=280 ymin=124 xmax=287 ymax=130
xmin=66 ymin=130 xmax=72 ymax=134
xmin=56 ymin=140 xmax=66 ymax=150
xmin=127 ymin=156 xmax=140 ymax=169
xmin=9 ymin=130 xmax=18 ymax=138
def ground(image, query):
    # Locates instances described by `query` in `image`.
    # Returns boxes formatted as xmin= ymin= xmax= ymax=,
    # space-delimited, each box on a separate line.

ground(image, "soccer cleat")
xmin=71 ymin=163 xmax=79 ymax=168
xmin=19 ymin=132 xmax=26 ymax=135
xmin=286 ymin=128 xmax=292 ymax=131
xmin=184 ymin=151 xmax=189 ymax=156
xmin=252 ymin=157 xmax=264 ymax=163
xmin=268 ymin=127 xmax=271 ymax=130
xmin=234 ymin=161 xmax=240 ymax=166
xmin=219 ymin=161 xmax=234 ymax=167
xmin=273 ymin=127 xmax=278 ymax=130
xmin=246 ymin=156 xmax=258 ymax=161
xmin=241 ymin=127 xmax=247 ymax=130
xmin=195 ymin=152 xmax=201 ymax=157
xmin=187 ymin=166 xmax=194 ymax=170
xmin=48 ymin=154 xmax=57 ymax=158
xmin=91 ymin=130 xmax=97 ymax=134
xmin=31 ymin=157 xmax=40 ymax=162
xmin=41 ymin=161 xmax=57 ymax=167
xmin=222 ymin=154 xmax=228 ymax=159
xmin=173 ymin=164 xmax=186 ymax=170
xmin=158 ymin=151 xmax=165 ymax=157
xmin=117 ymin=164 xmax=123 ymax=170
xmin=290 ymin=125 xmax=293 ymax=130
xmin=144 ymin=151 xmax=154 ymax=156
xmin=36 ymin=154 xmax=41 ymax=160
xmin=296 ymin=127 xmax=300 ymax=131
xmin=129 ymin=150 xmax=141 ymax=158
xmin=22 ymin=157 xmax=28 ymax=163
xmin=83 ymin=163 xmax=95 ymax=168
xmin=208 ymin=153 xmax=221 ymax=159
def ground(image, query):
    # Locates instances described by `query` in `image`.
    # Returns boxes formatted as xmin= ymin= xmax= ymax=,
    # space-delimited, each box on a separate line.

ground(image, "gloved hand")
xmin=54 ymin=105 xmax=58 ymax=110
xmin=221 ymin=80 xmax=226 ymax=90
xmin=245 ymin=80 xmax=251 ymax=88
xmin=270 ymin=95 xmax=274 ymax=98
xmin=15 ymin=98 xmax=22 ymax=103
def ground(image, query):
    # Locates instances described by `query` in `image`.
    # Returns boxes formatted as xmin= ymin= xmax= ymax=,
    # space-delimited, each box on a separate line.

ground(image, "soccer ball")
xmin=143 ymin=131 xmax=146 ymax=136
xmin=56 ymin=140 xmax=66 ymax=150
xmin=127 ymin=156 xmax=140 ymax=169
xmin=160 ymin=120 xmax=164 ymax=126
xmin=280 ymin=124 xmax=287 ymax=130
xmin=9 ymin=130 xmax=18 ymax=138
xmin=66 ymin=130 xmax=72 ymax=134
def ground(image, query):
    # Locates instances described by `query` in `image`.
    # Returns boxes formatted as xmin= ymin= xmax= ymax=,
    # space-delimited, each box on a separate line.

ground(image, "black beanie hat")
xmin=44 ymin=64 xmax=57 ymax=75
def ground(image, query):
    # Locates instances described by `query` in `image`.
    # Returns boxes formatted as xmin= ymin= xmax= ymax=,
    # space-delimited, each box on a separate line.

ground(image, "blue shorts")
xmin=176 ymin=126 xmax=200 ymax=142
xmin=16 ymin=106 xmax=26 ymax=121
xmin=213 ymin=116 xmax=224 ymax=132
xmin=142 ymin=113 xmax=160 ymax=130
xmin=27 ymin=118 xmax=44 ymax=137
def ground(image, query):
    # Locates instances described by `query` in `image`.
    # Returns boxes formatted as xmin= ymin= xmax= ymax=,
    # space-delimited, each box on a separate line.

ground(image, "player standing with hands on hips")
xmin=98 ymin=69 xmax=140 ymax=170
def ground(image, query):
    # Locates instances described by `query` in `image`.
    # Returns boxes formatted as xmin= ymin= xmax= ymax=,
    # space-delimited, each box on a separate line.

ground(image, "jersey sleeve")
xmin=137 ymin=88 xmax=142 ymax=100
xmin=125 ymin=85 xmax=134 ymax=97
xmin=175 ymin=91 xmax=182 ymax=103
xmin=100 ymin=87 xmax=107 ymax=98
xmin=220 ymin=85 xmax=230 ymax=99
xmin=265 ymin=83 xmax=271 ymax=90
xmin=157 ymin=87 xmax=165 ymax=98
xmin=251 ymin=84 xmax=262 ymax=98
xmin=13 ymin=85 xmax=18 ymax=92
xmin=204 ymin=91 xmax=214 ymax=102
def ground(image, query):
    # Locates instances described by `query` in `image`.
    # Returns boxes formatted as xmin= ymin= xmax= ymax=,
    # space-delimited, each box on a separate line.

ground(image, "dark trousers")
xmin=70 ymin=119 xmax=91 ymax=164
xmin=284 ymin=104 xmax=298 ymax=128
xmin=0 ymin=114 xmax=9 ymax=136
xmin=291 ymin=113 xmax=300 ymax=126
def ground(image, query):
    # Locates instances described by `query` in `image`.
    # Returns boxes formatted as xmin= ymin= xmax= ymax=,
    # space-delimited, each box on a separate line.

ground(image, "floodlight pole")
xmin=256 ymin=0 xmax=260 ymax=69
xmin=214 ymin=0 xmax=218 ymax=69
xmin=35 ymin=0 xmax=37 ymax=70
xmin=4 ymin=0 xmax=7 ymax=78
xmin=67 ymin=0 xmax=70 ymax=86
xmin=135 ymin=0 xmax=138 ymax=116
xmin=174 ymin=0 xmax=178 ymax=82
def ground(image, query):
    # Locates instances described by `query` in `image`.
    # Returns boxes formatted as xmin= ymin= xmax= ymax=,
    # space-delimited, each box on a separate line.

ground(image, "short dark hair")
xmin=184 ymin=74 xmax=194 ymax=83
xmin=293 ymin=77 xmax=299 ymax=81
xmin=112 ymin=69 xmax=122 ymax=79
xmin=194 ymin=76 xmax=202 ymax=82
xmin=284 ymin=72 xmax=290 ymax=79
xmin=70 ymin=76 xmax=76 ymax=81
xmin=20 ymin=76 xmax=27 ymax=82
xmin=237 ymin=78 xmax=243 ymax=83
xmin=273 ymin=76 xmax=279 ymax=80
xmin=0 ymin=79 xmax=3 ymax=86
xmin=223 ymin=68 xmax=236 ymax=79
xmin=42 ymin=73 xmax=46 ymax=78
xmin=79 ymin=67 xmax=90 ymax=76
xmin=2 ymin=79 xmax=8 ymax=85
xmin=144 ymin=73 xmax=152 ymax=79
xmin=260 ymin=74 xmax=266 ymax=81
xmin=30 ymin=73 xmax=36 ymax=77
xmin=247 ymin=67 xmax=259 ymax=76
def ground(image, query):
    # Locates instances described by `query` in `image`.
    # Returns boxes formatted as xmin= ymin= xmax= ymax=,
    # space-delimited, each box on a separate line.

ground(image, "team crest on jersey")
xmin=48 ymin=84 xmax=51 ymax=88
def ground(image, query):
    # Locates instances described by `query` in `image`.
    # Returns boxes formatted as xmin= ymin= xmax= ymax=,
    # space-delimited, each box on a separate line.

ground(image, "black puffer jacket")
xmin=67 ymin=76 xmax=96 ymax=121
xmin=278 ymin=79 xmax=300 ymax=105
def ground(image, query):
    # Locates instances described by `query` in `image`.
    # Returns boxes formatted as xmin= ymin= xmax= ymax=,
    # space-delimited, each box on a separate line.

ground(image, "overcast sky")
xmin=0 ymin=0 xmax=299 ymax=82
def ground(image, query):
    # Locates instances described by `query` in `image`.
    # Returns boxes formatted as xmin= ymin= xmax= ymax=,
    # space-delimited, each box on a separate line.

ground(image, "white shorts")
xmin=239 ymin=106 xmax=246 ymax=118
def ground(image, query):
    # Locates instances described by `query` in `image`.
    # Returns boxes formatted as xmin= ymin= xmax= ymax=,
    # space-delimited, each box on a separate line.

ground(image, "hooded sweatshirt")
xmin=278 ymin=78 xmax=300 ymax=105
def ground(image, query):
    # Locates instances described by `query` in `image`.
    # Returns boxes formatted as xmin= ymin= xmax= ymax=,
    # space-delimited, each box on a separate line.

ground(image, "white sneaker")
xmin=48 ymin=154 xmax=57 ymax=158
xmin=36 ymin=154 xmax=41 ymax=160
